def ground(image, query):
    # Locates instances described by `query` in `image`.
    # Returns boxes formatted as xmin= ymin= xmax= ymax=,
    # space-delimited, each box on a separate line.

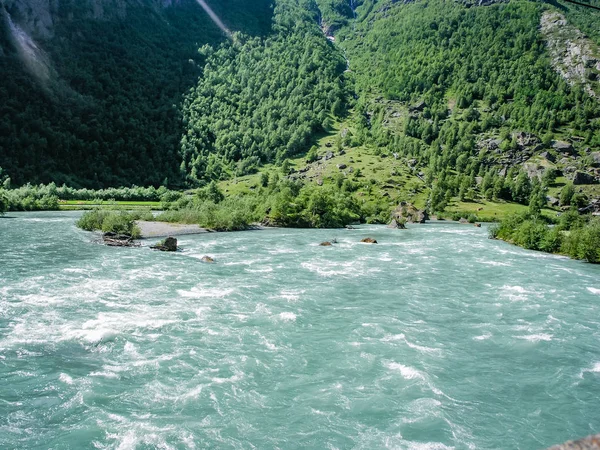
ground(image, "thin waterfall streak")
xmin=194 ymin=0 xmax=232 ymax=39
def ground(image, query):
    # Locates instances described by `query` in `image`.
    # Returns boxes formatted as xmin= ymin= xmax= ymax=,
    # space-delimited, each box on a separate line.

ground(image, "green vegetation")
xmin=180 ymin=0 xmax=347 ymax=184
xmin=76 ymin=209 xmax=154 ymax=238
xmin=0 ymin=190 xmax=8 ymax=215
xmin=0 ymin=0 xmax=273 ymax=187
xmin=490 ymin=210 xmax=600 ymax=263
xmin=157 ymin=176 xmax=362 ymax=230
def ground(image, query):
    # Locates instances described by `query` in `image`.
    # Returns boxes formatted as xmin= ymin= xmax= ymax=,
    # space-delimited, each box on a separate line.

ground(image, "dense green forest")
xmin=180 ymin=0 xmax=347 ymax=184
xmin=0 ymin=0 xmax=273 ymax=187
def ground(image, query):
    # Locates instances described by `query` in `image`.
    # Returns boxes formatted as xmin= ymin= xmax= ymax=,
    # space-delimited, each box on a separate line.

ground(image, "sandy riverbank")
xmin=136 ymin=221 xmax=209 ymax=238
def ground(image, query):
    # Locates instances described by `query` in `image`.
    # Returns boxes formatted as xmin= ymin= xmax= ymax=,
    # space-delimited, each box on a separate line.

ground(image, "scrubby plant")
xmin=76 ymin=209 xmax=144 ymax=238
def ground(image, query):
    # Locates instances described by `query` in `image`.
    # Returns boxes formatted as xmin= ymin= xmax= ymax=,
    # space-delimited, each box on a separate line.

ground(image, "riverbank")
xmin=136 ymin=221 xmax=208 ymax=238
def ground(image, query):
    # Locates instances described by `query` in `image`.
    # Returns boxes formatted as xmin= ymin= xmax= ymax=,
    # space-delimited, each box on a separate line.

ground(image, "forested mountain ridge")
xmin=0 ymin=0 xmax=273 ymax=187
xmin=179 ymin=0 xmax=348 ymax=183
xmin=1 ymin=0 xmax=600 ymax=222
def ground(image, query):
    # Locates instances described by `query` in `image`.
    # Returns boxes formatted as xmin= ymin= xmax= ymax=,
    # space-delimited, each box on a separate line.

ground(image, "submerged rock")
xmin=150 ymin=236 xmax=178 ymax=252
xmin=320 ymin=241 xmax=333 ymax=246
xmin=102 ymin=232 xmax=138 ymax=247
xmin=200 ymin=255 xmax=215 ymax=263
xmin=361 ymin=237 xmax=378 ymax=244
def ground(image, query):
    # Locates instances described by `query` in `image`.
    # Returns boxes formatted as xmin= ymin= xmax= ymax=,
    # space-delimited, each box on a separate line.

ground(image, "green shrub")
xmin=76 ymin=209 xmax=110 ymax=231
xmin=0 ymin=189 xmax=8 ymax=215
xmin=76 ymin=209 xmax=140 ymax=238
xmin=563 ymin=218 xmax=600 ymax=263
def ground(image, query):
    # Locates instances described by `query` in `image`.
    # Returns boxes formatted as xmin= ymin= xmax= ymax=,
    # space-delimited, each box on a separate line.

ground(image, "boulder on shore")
xmin=387 ymin=219 xmax=406 ymax=229
xmin=361 ymin=237 xmax=378 ymax=244
xmin=391 ymin=202 xmax=428 ymax=224
xmin=150 ymin=236 xmax=178 ymax=252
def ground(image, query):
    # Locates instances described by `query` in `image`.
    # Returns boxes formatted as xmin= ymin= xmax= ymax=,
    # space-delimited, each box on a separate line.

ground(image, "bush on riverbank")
xmin=156 ymin=195 xmax=261 ymax=231
xmin=1 ymin=183 xmax=181 ymax=208
xmin=1 ymin=186 xmax=60 ymax=211
xmin=76 ymin=209 xmax=153 ymax=238
xmin=157 ymin=179 xmax=362 ymax=229
xmin=490 ymin=211 xmax=600 ymax=263
xmin=0 ymin=190 xmax=8 ymax=215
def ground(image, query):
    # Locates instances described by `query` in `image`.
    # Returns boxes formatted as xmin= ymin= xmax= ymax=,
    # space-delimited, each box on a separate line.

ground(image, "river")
xmin=1 ymin=211 xmax=599 ymax=449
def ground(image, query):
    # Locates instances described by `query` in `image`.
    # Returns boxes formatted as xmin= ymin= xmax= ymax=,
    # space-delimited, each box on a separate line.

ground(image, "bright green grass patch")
xmin=60 ymin=200 xmax=162 ymax=210
xmin=445 ymin=199 xmax=557 ymax=222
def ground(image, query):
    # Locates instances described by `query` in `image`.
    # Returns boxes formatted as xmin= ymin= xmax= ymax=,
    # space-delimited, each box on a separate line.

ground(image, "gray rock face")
xmin=572 ymin=171 xmax=597 ymax=185
xmin=590 ymin=151 xmax=600 ymax=167
xmin=540 ymin=151 xmax=556 ymax=163
xmin=391 ymin=203 xmax=428 ymax=224
xmin=553 ymin=140 xmax=575 ymax=155
xmin=541 ymin=11 xmax=600 ymax=100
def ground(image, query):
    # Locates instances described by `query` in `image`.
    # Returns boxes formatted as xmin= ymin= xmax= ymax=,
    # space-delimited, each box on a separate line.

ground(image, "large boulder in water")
xmin=151 ymin=236 xmax=178 ymax=252
xmin=361 ymin=237 xmax=378 ymax=244
xmin=102 ymin=232 xmax=137 ymax=247
xmin=391 ymin=202 xmax=428 ymax=224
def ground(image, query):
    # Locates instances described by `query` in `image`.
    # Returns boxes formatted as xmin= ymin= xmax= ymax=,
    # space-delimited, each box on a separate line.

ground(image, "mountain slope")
xmin=0 ymin=0 xmax=273 ymax=187
xmin=179 ymin=0 xmax=348 ymax=184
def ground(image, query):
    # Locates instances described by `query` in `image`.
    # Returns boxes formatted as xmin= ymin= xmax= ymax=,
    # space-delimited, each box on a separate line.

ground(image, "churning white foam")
xmin=515 ymin=334 xmax=553 ymax=342
xmin=177 ymin=286 xmax=234 ymax=299
xmin=383 ymin=361 xmax=425 ymax=380
xmin=59 ymin=373 xmax=74 ymax=385
xmin=278 ymin=312 xmax=297 ymax=322
xmin=578 ymin=362 xmax=600 ymax=379
xmin=473 ymin=333 xmax=492 ymax=341
xmin=587 ymin=287 xmax=600 ymax=295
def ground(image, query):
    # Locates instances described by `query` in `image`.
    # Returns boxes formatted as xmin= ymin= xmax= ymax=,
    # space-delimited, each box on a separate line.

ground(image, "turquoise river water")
xmin=0 ymin=211 xmax=599 ymax=449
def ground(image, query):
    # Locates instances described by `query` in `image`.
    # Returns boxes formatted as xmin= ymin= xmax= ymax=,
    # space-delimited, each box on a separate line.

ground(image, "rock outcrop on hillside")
xmin=541 ymin=10 xmax=600 ymax=99
xmin=391 ymin=202 xmax=428 ymax=224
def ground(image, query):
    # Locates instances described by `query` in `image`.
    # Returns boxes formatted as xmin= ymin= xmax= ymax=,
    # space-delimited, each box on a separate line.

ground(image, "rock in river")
xmin=361 ymin=237 xmax=378 ymax=244
xmin=150 ymin=236 xmax=178 ymax=252
xmin=387 ymin=219 xmax=406 ymax=229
